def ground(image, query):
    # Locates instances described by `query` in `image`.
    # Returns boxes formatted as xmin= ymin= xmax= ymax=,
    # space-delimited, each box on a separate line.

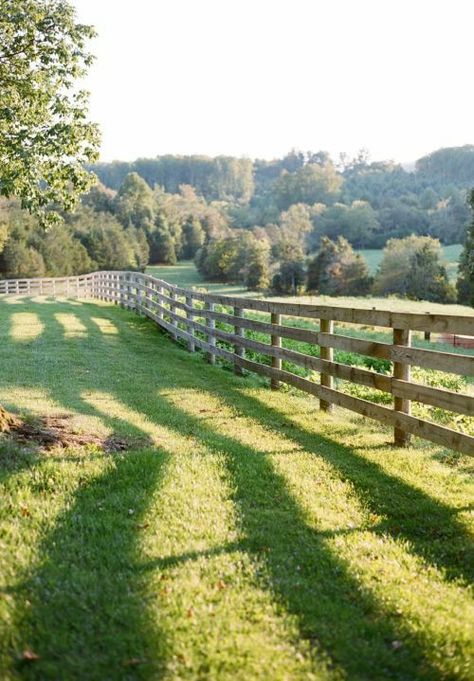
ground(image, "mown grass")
xmin=0 ymin=297 xmax=473 ymax=680
xmin=147 ymin=262 xmax=255 ymax=297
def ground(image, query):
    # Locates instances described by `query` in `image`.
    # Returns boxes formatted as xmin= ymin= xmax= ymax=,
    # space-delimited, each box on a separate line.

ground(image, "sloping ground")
xmin=0 ymin=298 xmax=473 ymax=681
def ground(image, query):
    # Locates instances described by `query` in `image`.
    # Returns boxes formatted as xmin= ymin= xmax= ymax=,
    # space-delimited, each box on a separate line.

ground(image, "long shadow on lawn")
xmin=0 ymin=301 xmax=174 ymax=679
xmin=15 ymin=447 xmax=171 ymax=681
xmin=0 ymin=300 xmax=471 ymax=679
xmin=133 ymin=391 xmax=445 ymax=680
xmin=212 ymin=383 xmax=474 ymax=587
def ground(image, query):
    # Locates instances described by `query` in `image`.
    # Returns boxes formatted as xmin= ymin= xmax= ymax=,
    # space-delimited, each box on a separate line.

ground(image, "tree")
xmin=36 ymin=223 xmax=92 ymax=276
xmin=149 ymin=222 xmax=177 ymax=265
xmin=416 ymin=146 xmax=474 ymax=187
xmin=0 ymin=0 xmax=99 ymax=223
xmin=427 ymin=189 xmax=470 ymax=244
xmin=373 ymin=235 xmax=454 ymax=302
xmin=1 ymin=241 xmax=46 ymax=278
xmin=181 ymin=219 xmax=205 ymax=259
xmin=82 ymin=181 xmax=116 ymax=214
xmin=457 ymin=189 xmax=474 ymax=306
xmin=272 ymin=160 xmax=342 ymax=211
xmin=115 ymin=173 xmax=155 ymax=230
xmin=78 ymin=214 xmax=140 ymax=271
xmin=307 ymin=236 xmax=371 ymax=296
xmin=405 ymin=243 xmax=456 ymax=303
xmin=311 ymin=201 xmax=379 ymax=248
xmin=243 ymin=237 xmax=271 ymax=290
xmin=280 ymin=203 xmax=313 ymax=248
xmin=271 ymin=240 xmax=306 ymax=295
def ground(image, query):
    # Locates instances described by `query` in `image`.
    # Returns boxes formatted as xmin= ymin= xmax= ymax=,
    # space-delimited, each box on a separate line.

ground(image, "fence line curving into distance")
xmin=1 ymin=270 xmax=473 ymax=456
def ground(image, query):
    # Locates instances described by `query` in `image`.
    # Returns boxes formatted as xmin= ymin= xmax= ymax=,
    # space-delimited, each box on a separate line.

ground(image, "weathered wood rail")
xmin=1 ymin=270 xmax=473 ymax=456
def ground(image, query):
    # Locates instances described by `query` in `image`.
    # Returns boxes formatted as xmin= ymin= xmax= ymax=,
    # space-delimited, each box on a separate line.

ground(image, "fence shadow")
xmin=209 ymin=383 xmax=474 ymax=587
xmin=0 ymin=298 xmax=471 ymax=680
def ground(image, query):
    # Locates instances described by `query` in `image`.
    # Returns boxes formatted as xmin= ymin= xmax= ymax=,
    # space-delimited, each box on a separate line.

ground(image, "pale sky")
xmin=72 ymin=0 xmax=474 ymax=164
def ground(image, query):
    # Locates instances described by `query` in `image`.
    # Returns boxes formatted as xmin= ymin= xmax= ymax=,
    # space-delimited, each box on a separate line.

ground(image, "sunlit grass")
xmin=9 ymin=312 xmax=44 ymax=342
xmin=0 ymin=297 xmax=473 ymax=680
xmin=54 ymin=312 xmax=88 ymax=338
xmin=90 ymin=316 xmax=119 ymax=335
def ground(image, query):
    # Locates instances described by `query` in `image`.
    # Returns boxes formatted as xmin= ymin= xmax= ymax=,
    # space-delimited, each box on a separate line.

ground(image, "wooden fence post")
xmin=169 ymin=289 xmax=178 ymax=340
xmin=122 ymin=274 xmax=128 ymax=307
xmin=320 ymin=318 xmax=334 ymax=412
xmin=136 ymin=275 xmax=143 ymax=314
xmin=206 ymin=301 xmax=216 ymax=364
xmin=393 ymin=328 xmax=412 ymax=446
xmin=186 ymin=295 xmax=195 ymax=352
xmin=157 ymin=284 xmax=163 ymax=321
xmin=234 ymin=306 xmax=245 ymax=375
xmin=127 ymin=273 xmax=131 ymax=308
xmin=271 ymin=312 xmax=282 ymax=390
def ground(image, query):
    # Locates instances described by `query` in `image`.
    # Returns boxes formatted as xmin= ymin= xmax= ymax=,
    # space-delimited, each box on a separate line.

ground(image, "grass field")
xmin=357 ymin=244 xmax=463 ymax=279
xmin=0 ymin=297 xmax=473 ymax=680
xmin=148 ymin=261 xmax=474 ymax=317
xmin=147 ymin=263 xmax=254 ymax=297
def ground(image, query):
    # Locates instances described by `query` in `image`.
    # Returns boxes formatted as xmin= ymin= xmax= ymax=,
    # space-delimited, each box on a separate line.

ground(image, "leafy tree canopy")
xmin=307 ymin=236 xmax=371 ymax=296
xmin=0 ymin=0 xmax=100 ymax=223
xmin=373 ymin=235 xmax=454 ymax=303
xmin=457 ymin=189 xmax=474 ymax=306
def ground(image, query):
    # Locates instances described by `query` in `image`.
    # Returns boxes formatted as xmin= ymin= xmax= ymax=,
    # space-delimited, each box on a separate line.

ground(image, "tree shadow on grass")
xmin=13 ymin=446 xmax=171 ymax=681
xmin=212 ymin=383 xmax=474 ymax=587
xmin=0 ymin=301 xmax=177 ymax=679
xmin=138 ymin=390 xmax=446 ymax=681
xmin=0 ymin=299 xmax=472 ymax=680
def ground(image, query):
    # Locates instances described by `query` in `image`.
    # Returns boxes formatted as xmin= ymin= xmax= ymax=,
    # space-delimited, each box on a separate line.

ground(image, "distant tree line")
xmin=1 ymin=145 xmax=474 ymax=307
xmin=0 ymin=172 xmax=229 ymax=278
xmin=91 ymin=146 xmax=474 ymax=247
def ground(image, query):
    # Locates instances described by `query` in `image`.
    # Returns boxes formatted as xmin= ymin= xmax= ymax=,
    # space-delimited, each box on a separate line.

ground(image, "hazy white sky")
xmin=72 ymin=0 xmax=473 ymax=164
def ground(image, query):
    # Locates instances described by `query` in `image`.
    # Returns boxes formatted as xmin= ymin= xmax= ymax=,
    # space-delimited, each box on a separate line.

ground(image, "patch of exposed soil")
xmin=0 ymin=406 xmax=21 ymax=433
xmin=3 ymin=413 xmax=140 ymax=453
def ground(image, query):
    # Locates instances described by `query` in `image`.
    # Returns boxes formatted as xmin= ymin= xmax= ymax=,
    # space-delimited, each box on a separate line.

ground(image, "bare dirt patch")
xmin=2 ymin=412 xmax=143 ymax=453
xmin=0 ymin=406 xmax=21 ymax=432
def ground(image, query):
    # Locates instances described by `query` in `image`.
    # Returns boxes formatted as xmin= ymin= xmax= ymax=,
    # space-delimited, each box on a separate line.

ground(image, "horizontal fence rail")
xmin=1 ymin=271 xmax=473 ymax=456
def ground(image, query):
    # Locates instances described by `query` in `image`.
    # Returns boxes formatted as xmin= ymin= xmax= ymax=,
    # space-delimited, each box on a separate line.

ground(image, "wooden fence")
xmin=0 ymin=273 xmax=95 ymax=298
xmin=1 ymin=270 xmax=473 ymax=456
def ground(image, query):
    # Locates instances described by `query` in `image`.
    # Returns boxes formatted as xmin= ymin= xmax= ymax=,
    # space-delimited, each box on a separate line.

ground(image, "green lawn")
xmin=147 ymin=262 xmax=256 ymax=297
xmin=0 ymin=298 xmax=473 ymax=680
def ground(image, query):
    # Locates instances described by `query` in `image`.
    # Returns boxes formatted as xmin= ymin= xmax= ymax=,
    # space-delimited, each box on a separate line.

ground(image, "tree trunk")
xmin=0 ymin=405 xmax=20 ymax=432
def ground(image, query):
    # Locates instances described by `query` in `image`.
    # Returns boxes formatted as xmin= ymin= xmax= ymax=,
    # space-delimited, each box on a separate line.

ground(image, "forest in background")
xmin=1 ymin=144 xmax=474 ymax=304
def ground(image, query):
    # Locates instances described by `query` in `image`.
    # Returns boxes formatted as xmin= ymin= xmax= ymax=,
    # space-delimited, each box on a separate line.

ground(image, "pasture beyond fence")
xmin=1 ymin=271 xmax=473 ymax=456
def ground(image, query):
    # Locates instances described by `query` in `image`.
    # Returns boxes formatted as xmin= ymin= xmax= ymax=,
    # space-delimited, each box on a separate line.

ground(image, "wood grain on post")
xmin=393 ymin=328 xmax=412 ymax=446
xmin=271 ymin=313 xmax=282 ymax=390
xmin=320 ymin=318 xmax=334 ymax=412
xmin=186 ymin=295 xmax=195 ymax=352
xmin=206 ymin=301 xmax=216 ymax=364
xmin=234 ymin=306 xmax=245 ymax=375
